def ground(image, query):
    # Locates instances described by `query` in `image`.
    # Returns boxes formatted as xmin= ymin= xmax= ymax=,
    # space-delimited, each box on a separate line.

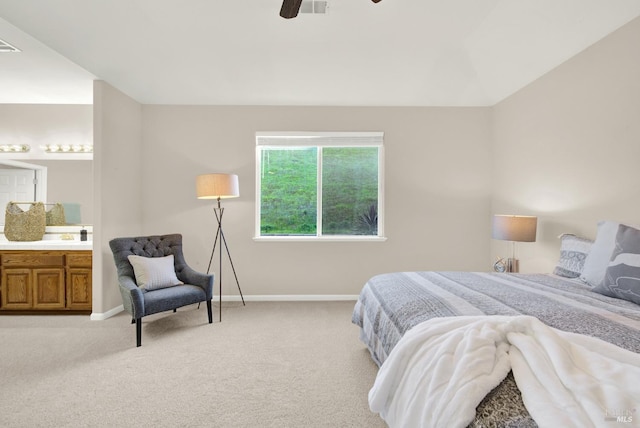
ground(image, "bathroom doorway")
xmin=0 ymin=160 xmax=47 ymax=225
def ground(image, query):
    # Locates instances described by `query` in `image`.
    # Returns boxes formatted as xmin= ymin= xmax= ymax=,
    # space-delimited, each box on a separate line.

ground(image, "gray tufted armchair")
xmin=109 ymin=234 xmax=213 ymax=347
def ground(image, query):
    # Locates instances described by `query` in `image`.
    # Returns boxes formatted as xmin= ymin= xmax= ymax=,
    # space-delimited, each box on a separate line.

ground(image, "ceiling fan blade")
xmin=280 ymin=0 xmax=303 ymax=19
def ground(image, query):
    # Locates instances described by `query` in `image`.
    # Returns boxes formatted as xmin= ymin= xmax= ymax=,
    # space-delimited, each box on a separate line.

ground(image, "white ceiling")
xmin=0 ymin=0 xmax=639 ymax=106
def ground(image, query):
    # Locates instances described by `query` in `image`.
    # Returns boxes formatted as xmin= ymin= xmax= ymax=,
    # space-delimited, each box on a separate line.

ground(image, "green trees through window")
xmin=257 ymin=133 xmax=383 ymax=238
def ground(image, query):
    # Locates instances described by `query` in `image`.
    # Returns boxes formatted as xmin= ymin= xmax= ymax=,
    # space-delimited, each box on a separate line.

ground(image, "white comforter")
xmin=369 ymin=315 xmax=640 ymax=428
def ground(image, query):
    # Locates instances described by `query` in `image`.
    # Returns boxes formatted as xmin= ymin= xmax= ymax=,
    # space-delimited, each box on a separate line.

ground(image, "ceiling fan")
xmin=280 ymin=0 xmax=382 ymax=19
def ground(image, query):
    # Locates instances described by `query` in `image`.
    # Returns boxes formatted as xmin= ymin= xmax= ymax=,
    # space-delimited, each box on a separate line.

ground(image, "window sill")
xmin=253 ymin=236 xmax=387 ymax=242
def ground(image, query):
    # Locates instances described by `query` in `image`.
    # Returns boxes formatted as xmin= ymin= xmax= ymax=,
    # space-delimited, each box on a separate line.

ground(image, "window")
xmin=256 ymin=132 xmax=384 ymax=240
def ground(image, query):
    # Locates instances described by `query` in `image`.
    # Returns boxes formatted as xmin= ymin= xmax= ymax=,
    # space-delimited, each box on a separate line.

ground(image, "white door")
xmin=0 ymin=169 xmax=36 ymax=224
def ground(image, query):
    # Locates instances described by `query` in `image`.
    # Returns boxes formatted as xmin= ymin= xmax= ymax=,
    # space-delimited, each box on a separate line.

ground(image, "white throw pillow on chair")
xmin=128 ymin=254 xmax=184 ymax=290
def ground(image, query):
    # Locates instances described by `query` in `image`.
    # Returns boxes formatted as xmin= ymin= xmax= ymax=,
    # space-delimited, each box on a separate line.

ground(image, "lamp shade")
xmin=492 ymin=215 xmax=537 ymax=242
xmin=196 ymin=173 xmax=239 ymax=199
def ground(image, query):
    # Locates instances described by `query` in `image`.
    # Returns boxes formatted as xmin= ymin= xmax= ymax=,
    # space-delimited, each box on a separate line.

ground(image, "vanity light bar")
xmin=0 ymin=144 xmax=30 ymax=152
xmin=41 ymin=144 xmax=93 ymax=153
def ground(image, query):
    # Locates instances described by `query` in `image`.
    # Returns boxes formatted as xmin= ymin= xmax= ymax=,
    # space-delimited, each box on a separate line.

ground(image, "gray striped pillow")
xmin=128 ymin=254 xmax=184 ymax=290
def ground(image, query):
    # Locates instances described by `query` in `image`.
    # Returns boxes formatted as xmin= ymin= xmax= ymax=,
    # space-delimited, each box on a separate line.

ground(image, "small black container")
xmin=80 ymin=228 xmax=87 ymax=241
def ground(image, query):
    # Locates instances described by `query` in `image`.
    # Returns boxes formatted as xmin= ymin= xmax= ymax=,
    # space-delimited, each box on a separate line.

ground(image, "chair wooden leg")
xmin=136 ymin=318 xmax=142 ymax=347
xmin=206 ymin=300 xmax=212 ymax=324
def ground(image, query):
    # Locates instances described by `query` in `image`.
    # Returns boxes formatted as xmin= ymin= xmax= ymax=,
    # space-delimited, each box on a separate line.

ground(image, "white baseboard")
xmin=224 ymin=295 xmax=360 ymax=302
xmin=91 ymin=295 xmax=358 ymax=320
xmin=90 ymin=304 xmax=123 ymax=321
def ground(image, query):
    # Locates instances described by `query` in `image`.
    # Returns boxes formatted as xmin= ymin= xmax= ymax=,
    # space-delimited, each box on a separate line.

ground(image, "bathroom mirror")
xmin=0 ymin=159 xmax=92 ymax=226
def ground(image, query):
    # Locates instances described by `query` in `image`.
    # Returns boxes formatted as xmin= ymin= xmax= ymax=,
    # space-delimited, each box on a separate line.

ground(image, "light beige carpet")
xmin=0 ymin=301 xmax=386 ymax=428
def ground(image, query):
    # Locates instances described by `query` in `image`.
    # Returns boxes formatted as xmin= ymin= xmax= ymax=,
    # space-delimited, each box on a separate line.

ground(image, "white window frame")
xmin=254 ymin=131 xmax=386 ymax=242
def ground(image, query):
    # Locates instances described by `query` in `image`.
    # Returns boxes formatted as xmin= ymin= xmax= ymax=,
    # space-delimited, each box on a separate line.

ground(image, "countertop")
xmin=0 ymin=225 xmax=93 ymax=251
xmin=0 ymin=240 xmax=92 ymax=251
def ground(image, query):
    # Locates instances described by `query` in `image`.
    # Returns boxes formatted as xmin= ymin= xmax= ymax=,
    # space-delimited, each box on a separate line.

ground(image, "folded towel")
xmin=62 ymin=202 xmax=81 ymax=224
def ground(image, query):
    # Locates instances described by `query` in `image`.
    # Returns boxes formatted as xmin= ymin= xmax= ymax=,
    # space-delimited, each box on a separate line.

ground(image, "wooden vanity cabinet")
xmin=66 ymin=253 xmax=92 ymax=310
xmin=0 ymin=250 xmax=92 ymax=312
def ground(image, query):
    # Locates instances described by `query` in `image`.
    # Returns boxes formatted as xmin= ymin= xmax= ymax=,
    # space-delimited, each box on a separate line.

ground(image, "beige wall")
xmin=0 ymin=104 xmax=92 ymax=146
xmin=92 ymin=81 xmax=143 ymax=316
xmin=15 ymin=16 xmax=640 ymax=316
xmin=140 ymin=106 xmax=493 ymax=297
xmin=492 ymin=16 xmax=640 ymax=273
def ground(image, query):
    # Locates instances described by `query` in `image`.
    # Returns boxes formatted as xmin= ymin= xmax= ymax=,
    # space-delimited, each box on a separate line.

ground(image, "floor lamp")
xmin=492 ymin=215 xmax=537 ymax=273
xmin=196 ymin=173 xmax=245 ymax=321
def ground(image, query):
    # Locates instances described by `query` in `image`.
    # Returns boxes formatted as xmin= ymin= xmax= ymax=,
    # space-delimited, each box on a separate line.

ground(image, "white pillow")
xmin=127 ymin=254 xmax=183 ymax=291
xmin=553 ymin=234 xmax=593 ymax=278
xmin=580 ymin=220 xmax=639 ymax=287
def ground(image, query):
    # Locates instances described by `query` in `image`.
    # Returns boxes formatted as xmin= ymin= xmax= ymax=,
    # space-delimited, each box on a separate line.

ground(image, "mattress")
xmin=352 ymin=271 xmax=640 ymax=427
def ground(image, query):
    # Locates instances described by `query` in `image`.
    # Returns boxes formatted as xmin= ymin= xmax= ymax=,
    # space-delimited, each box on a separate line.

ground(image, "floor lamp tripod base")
xmin=206 ymin=201 xmax=245 ymax=322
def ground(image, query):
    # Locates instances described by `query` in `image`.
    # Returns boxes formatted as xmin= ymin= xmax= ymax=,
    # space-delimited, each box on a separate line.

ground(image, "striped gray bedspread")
xmin=352 ymin=271 xmax=640 ymax=427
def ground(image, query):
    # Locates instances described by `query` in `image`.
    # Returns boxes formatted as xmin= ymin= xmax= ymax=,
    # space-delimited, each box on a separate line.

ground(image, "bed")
xmin=352 ymin=222 xmax=640 ymax=427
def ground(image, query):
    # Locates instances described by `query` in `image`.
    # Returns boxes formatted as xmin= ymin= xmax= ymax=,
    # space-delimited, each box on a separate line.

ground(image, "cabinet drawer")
xmin=67 ymin=253 xmax=92 ymax=267
xmin=1 ymin=253 xmax=65 ymax=267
